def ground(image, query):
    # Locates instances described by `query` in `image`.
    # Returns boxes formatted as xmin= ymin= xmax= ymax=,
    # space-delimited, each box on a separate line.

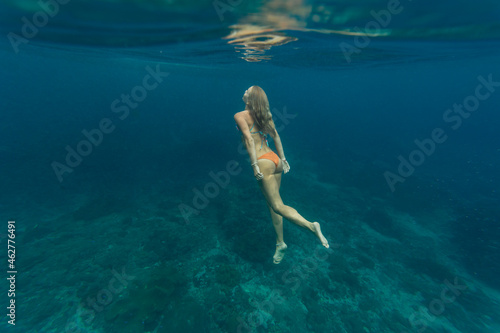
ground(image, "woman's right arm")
xmin=269 ymin=120 xmax=290 ymax=173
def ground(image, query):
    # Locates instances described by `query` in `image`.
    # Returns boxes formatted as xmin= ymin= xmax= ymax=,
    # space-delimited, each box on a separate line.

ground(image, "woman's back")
xmin=238 ymin=110 xmax=273 ymax=155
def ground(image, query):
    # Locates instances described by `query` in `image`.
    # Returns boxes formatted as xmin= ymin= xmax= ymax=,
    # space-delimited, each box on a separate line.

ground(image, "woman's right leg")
xmin=260 ymin=173 xmax=314 ymax=230
xmin=259 ymin=165 xmax=329 ymax=248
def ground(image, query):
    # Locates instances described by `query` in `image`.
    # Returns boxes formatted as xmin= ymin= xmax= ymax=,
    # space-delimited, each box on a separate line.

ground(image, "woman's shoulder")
xmin=234 ymin=110 xmax=250 ymax=120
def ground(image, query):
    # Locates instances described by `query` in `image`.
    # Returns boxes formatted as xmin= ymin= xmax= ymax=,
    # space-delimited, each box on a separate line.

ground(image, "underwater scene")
xmin=1 ymin=0 xmax=500 ymax=332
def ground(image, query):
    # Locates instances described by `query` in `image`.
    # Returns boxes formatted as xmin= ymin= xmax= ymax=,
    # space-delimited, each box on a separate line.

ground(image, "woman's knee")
xmin=270 ymin=202 xmax=285 ymax=215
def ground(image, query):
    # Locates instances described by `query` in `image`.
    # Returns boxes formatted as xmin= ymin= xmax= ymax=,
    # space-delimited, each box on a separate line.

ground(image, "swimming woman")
xmin=234 ymin=86 xmax=329 ymax=264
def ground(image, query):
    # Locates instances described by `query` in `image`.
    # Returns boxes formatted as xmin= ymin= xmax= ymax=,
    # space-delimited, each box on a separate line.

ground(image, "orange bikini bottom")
xmin=258 ymin=151 xmax=280 ymax=168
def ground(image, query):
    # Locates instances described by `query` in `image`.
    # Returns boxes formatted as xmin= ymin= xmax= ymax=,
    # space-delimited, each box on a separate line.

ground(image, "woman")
xmin=234 ymin=86 xmax=329 ymax=264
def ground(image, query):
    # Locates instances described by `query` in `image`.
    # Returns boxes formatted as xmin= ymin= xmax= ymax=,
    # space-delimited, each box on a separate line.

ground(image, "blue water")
xmin=1 ymin=0 xmax=500 ymax=332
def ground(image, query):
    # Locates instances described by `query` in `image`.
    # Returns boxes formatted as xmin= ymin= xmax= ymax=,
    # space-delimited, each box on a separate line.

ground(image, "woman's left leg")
xmin=268 ymin=203 xmax=284 ymax=244
xmin=268 ymin=201 xmax=287 ymax=264
xmin=260 ymin=160 xmax=287 ymax=263
xmin=267 ymin=171 xmax=283 ymax=243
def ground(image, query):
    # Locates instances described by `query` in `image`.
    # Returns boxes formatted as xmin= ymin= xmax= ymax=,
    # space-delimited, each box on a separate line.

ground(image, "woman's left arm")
xmin=234 ymin=113 xmax=264 ymax=180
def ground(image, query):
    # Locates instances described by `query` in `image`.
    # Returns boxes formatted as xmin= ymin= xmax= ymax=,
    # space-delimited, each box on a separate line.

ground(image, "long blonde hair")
xmin=246 ymin=86 xmax=273 ymax=134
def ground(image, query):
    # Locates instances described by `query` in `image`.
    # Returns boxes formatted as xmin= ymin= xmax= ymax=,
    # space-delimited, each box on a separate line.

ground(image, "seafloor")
xmin=3 ymin=156 xmax=500 ymax=333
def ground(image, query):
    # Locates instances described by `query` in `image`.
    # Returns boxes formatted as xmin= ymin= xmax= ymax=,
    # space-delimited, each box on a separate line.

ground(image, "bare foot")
xmin=273 ymin=242 xmax=287 ymax=264
xmin=312 ymin=222 xmax=329 ymax=248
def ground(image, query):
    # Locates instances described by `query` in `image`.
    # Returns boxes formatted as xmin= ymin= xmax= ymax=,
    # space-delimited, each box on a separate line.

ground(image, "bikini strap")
xmin=247 ymin=122 xmax=269 ymax=150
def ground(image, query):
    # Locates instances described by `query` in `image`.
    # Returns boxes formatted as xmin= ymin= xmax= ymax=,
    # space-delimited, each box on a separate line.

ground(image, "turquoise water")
xmin=1 ymin=0 xmax=500 ymax=332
